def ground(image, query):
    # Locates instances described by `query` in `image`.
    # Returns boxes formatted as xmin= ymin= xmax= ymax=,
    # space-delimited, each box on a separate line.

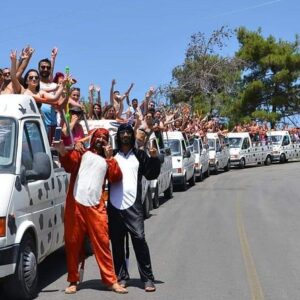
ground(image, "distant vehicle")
xmin=227 ymin=132 xmax=272 ymax=168
xmin=163 ymin=131 xmax=196 ymax=190
xmin=145 ymin=134 xmax=173 ymax=217
xmin=206 ymin=132 xmax=230 ymax=174
xmin=189 ymin=136 xmax=210 ymax=181
xmin=267 ymin=130 xmax=300 ymax=163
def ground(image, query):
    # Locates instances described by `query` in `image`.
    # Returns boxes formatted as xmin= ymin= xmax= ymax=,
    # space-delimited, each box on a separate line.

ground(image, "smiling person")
xmin=108 ymin=123 xmax=161 ymax=292
xmin=53 ymin=128 xmax=128 ymax=295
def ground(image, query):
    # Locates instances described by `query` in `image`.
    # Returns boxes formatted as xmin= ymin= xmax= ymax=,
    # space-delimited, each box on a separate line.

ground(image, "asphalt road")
xmin=4 ymin=161 xmax=300 ymax=300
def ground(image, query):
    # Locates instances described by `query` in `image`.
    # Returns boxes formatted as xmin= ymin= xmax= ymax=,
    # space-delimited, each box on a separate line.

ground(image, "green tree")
xmin=160 ymin=26 xmax=243 ymax=117
xmin=234 ymin=27 xmax=300 ymax=127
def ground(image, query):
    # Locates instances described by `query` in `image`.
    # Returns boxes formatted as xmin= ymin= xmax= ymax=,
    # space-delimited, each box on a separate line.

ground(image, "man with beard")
xmin=108 ymin=123 xmax=161 ymax=292
xmin=38 ymin=58 xmax=59 ymax=141
xmin=53 ymin=128 xmax=128 ymax=294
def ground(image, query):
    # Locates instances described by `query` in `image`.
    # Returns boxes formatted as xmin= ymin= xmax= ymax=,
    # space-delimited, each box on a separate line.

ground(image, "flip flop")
xmin=108 ymin=283 xmax=128 ymax=294
xmin=145 ymin=280 xmax=156 ymax=292
xmin=65 ymin=283 xmax=77 ymax=294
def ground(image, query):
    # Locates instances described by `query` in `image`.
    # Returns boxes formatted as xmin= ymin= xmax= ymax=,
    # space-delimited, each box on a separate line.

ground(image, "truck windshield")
xmin=269 ymin=135 xmax=282 ymax=145
xmin=207 ymin=139 xmax=215 ymax=150
xmin=0 ymin=118 xmax=16 ymax=171
xmin=164 ymin=139 xmax=181 ymax=156
xmin=228 ymin=137 xmax=242 ymax=148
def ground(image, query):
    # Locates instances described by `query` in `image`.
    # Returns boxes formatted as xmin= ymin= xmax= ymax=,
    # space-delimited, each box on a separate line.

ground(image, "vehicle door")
xmin=182 ymin=139 xmax=192 ymax=179
xmin=199 ymin=138 xmax=209 ymax=173
xmin=241 ymin=137 xmax=251 ymax=164
xmin=158 ymin=139 xmax=172 ymax=194
xmin=282 ymin=134 xmax=292 ymax=159
xmin=51 ymin=161 xmax=68 ymax=253
xmin=20 ymin=121 xmax=56 ymax=260
xmin=215 ymin=138 xmax=223 ymax=168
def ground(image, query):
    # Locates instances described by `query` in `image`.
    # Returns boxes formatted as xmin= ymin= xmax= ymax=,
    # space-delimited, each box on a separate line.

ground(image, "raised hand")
xmin=10 ymin=49 xmax=17 ymax=61
xmin=112 ymin=79 xmax=116 ymax=86
xmin=51 ymin=47 xmax=58 ymax=58
xmin=103 ymin=144 xmax=113 ymax=159
xmin=89 ymin=84 xmax=94 ymax=92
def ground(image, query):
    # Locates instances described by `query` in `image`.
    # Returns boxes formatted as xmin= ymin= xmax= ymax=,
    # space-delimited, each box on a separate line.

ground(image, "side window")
xmin=21 ymin=122 xmax=46 ymax=170
xmin=283 ymin=135 xmax=290 ymax=146
xmin=242 ymin=138 xmax=250 ymax=149
xmin=216 ymin=139 xmax=221 ymax=152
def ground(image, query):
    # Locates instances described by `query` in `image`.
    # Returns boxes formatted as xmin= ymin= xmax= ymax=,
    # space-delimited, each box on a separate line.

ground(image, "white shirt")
xmin=73 ymin=151 xmax=107 ymax=206
xmin=110 ymin=150 xmax=139 ymax=210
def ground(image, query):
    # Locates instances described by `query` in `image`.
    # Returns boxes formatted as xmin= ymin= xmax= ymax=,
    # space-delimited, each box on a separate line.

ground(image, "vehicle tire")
xmin=264 ymin=155 xmax=272 ymax=166
xmin=188 ymin=170 xmax=196 ymax=186
xmin=212 ymin=164 xmax=218 ymax=175
xmin=279 ymin=153 xmax=286 ymax=164
xmin=239 ymin=158 xmax=245 ymax=169
xmin=152 ymin=185 xmax=160 ymax=209
xmin=224 ymin=160 xmax=230 ymax=172
xmin=143 ymin=188 xmax=151 ymax=219
xmin=206 ymin=167 xmax=210 ymax=178
xmin=181 ymin=175 xmax=188 ymax=191
xmin=196 ymin=168 xmax=203 ymax=182
xmin=164 ymin=178 xmax=173 ymax=200
xmin=4 ymin=232 xmax=38 ymax=300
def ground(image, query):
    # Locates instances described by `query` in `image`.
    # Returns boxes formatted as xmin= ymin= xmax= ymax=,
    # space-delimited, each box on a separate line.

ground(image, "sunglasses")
xmin=28 ymin=75 xmax=39 ymax=80
xmin=40 ymin=65 xmax=51 ymax=70
xmin=119 ymin=130 xmax=132 ymax=135
xmin=3 ymin=72 xmax=10 ymax=76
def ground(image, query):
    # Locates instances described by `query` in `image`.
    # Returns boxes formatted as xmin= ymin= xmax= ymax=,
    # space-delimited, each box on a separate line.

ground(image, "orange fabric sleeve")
xmin=60 ymin=150 xmax=82 ymax=174
xmin=105 ymin=157 xmax=122 ymax=183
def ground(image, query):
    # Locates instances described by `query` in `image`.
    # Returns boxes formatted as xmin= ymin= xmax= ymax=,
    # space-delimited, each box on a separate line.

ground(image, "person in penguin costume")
xmin=53 ymin=128 xmax=128 ymax=294
xmin=108 ymin=123 xmax=161 ymax=292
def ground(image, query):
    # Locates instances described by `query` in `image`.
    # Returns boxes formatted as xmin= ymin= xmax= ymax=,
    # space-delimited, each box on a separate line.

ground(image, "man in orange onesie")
xmin=53 ymin=128 xmax=128 ymax=294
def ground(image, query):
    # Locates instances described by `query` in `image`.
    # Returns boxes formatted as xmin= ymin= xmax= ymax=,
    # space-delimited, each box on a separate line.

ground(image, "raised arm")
xmin=123 ymin=82 xmax=134 ymax=104
xmin=10 ymin=50 xmax=23 ymax=94
xmin=141 ymin=86 xmax=155 ymax=115
xmin=50 ymin=47 xmax=58 ymax=81
xmin=16 ymin=46 xmax=34 ymax=79
xmin=110 ymin=79 xmax=116 ymax=105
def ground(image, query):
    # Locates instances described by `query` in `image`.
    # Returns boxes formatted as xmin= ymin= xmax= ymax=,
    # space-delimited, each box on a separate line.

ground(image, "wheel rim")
xmin=23 ymin=246 xmax=37 ymax=290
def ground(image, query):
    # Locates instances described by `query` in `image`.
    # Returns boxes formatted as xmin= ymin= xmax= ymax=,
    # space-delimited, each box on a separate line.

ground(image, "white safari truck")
xmin=0 ymin=95 xmax=68 ymax=299
xmin=189 ymin=136 xmax=210 ymax=181
xmin=267 ymin=130 xmax=300 ymax=163
xmin=227 ymin=132 xmax=272 ymax=168
xmin=206 ymin=132 xmax=230 ymax=174
xmin=163 ymin=131 xmax=196 ymax=190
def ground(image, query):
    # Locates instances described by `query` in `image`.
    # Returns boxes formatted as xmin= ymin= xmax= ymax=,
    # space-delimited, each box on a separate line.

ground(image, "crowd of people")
xmin=2 ymin=46 xmax=300 ymax=295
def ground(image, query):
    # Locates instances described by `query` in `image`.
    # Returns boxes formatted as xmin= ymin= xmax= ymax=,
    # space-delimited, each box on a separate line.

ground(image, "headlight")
xmin=230 ymin=155 xmax=239 ymax=159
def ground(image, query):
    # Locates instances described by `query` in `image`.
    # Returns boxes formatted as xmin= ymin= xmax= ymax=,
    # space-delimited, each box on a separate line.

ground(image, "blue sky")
xmin=0 ymin=0 xmax=298 ymax=107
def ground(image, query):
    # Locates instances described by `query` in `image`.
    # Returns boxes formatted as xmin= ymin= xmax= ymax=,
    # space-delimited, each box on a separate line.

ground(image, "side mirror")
xmin=25 ymin=152 xmax=51 ymax=181
xmin=158 ymin=153 xmax=165 ymax=164
xmin=164 ymin=148 xmax=171 ymax=156
xmin=183 ymin=149 xmax=191 ymax=158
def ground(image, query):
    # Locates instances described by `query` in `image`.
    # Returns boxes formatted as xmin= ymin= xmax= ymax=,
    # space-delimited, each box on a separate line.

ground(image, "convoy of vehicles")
xmin=2 ymin=95 xmax=300 ymax=299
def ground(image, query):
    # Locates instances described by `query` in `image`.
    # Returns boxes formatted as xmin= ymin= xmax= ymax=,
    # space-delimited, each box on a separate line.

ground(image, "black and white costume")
xmin=108 ymin=124 xmax=160 ymax=285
